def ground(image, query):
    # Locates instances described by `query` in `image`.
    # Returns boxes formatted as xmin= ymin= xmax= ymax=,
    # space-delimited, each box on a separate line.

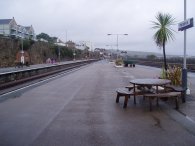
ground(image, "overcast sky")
xmin=1 ymin=0 xmax=195 ymax=56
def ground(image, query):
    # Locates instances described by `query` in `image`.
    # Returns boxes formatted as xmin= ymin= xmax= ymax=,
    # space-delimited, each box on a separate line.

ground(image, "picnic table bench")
xmin=116 ymin=87 xmax=149 ymax=108
xmin=164 ymin=85 xmax=186 ymax=102
xmin=144 ymin=92 xmax=180 ymax=111
xmin=116 ymin=88 xmax=134 ymax=108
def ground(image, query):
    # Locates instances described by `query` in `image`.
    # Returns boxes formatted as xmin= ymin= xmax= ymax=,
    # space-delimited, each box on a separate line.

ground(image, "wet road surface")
xmin=0 ymin=61 xmax=195 ymax=146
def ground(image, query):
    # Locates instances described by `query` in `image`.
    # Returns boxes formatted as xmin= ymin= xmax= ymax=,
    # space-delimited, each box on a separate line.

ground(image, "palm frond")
xmin=151 ymin=12 xmax=176 ymax=72
xmin=151 ymin=12 xmax=175 ymax=46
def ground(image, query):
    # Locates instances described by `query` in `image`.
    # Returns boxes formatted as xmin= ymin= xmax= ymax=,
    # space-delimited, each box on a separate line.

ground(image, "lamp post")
xmin=107 ymin=33 xmax=128 ymax=59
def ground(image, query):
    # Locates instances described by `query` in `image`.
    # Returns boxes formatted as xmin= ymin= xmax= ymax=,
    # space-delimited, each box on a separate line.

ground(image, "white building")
xmin=0 ymin=17 xmax=36 ymax=40
xmin=55 ymin=38 xmax=66 ymax=46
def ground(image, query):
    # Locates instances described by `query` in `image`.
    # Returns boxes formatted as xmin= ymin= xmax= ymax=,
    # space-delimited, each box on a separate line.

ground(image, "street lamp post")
xmin=107 ymin=33 xmax=128 ymax=59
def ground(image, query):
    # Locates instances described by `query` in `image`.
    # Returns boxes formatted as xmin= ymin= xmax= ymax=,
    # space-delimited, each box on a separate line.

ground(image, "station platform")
xmin=0 ymin=61 xmax=195 ymax=145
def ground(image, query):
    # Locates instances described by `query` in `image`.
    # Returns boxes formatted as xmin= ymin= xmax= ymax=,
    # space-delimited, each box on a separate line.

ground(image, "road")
xmin=0 ymin=61 xmax=195 ymax=146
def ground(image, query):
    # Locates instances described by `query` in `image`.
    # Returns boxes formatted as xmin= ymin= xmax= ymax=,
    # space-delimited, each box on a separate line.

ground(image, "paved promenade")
xmin=0 ymin=61 xmax=195 ymax=146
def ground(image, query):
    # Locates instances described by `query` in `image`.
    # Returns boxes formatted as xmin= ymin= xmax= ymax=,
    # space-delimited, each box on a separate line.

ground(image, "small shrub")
xmin=167 ymin=66 xmax=182 ymax=85
xmin=160 ymin=65 xmax=182 ymax=86
xmin=115 ymin=59 xmax=123 ymax=66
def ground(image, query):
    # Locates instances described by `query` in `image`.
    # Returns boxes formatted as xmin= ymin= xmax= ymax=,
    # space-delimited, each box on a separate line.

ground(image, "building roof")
xmin=66 ymin=40 xmax=75 ymax=44
xmin=0 ymin=19 xmax=12 ymax=24
xmin=25 ymin=26 xmax=31 ymax=30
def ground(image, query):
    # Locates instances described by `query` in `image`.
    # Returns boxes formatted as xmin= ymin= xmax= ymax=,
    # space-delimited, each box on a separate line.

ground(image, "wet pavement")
xmin=0 ymin=60 xmax=195 ymax=146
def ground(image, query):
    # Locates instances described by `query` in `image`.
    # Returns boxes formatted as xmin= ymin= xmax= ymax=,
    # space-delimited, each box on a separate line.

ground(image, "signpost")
xmin=178 ymin=18 xmax=194 ymax=31
xmin=178 ymin=0 xmax=194 ymax=102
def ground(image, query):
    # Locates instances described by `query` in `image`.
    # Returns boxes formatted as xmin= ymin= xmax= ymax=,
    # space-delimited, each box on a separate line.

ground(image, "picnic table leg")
xmin=181 ymin=91 xmax=186 ymax=103
xmin=149 ymin=97 xmax=153 ymax=111
xmin=175 ymin=96 xmax=179 ymax=109
xmin=133 ymin=83 xmax=136 ymax=104
xmin=156 ymin=85 xmax=159 ymax=106
xmin=116 ymin=93 xmax=120 ymax=103
xmin=123 ymin=95 xmax=129 ymax=108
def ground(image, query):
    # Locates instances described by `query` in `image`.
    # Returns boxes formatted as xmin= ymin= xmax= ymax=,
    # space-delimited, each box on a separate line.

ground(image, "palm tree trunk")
xmin=163 ymin=40 xmax=167 ymax=77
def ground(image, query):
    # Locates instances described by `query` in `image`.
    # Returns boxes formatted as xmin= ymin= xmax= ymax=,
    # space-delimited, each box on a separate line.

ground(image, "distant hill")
xmin=107 ymin=49 xmax=161 ymax=58
xmin=107 ymin=49 xmax=184 ymax=58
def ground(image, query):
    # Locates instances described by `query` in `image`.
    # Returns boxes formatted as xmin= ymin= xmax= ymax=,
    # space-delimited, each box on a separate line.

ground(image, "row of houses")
xmin=0 ymin=17 xmax=36 ymax=40
xmin=54 ymin=39 xmax=86 ymax=49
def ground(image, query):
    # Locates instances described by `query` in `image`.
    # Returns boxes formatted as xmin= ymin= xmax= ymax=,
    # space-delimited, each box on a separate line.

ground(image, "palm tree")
xmin=152 ymin=12 xmax=175 ymax=74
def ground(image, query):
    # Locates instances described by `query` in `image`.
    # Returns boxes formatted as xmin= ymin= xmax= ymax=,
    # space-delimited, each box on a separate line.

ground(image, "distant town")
xmin=0 ymin=17 xmax=195 ymax=70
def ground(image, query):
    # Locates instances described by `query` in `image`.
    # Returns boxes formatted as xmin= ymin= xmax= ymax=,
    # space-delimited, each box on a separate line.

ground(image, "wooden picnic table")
xmin=130 ymin=78 xmax=171 ymax=86
xmin=129 ymin=78 xmax=171 ymax=104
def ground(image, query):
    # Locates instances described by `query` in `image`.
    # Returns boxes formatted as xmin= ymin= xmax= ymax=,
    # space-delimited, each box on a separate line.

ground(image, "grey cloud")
xmin=1 ymin=0 xmax=195 ymax=56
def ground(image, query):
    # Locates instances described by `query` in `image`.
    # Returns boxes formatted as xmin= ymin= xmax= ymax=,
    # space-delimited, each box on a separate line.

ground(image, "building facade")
xmin=0 ymin=17 xmax=36 ymax=40
xmin=66 ymin=40 xmax=76 ymax=48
